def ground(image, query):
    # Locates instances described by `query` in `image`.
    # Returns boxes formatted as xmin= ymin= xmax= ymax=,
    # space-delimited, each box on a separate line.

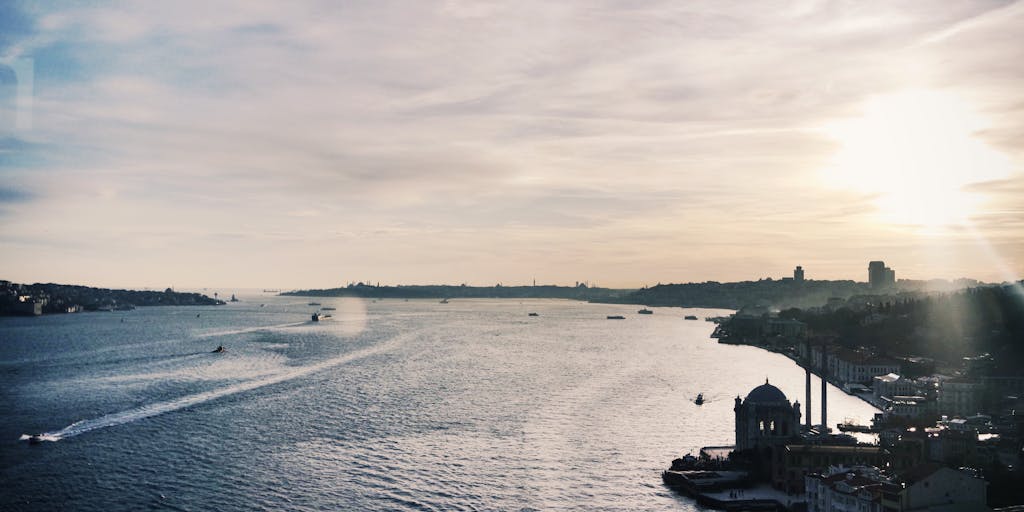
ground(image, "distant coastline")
xmin=282 ymin=278 xmax=984 ymax=310
xmin=281 ymin=283 xmax=632 ymax=301
xmin=0 ymin=280 xmax=224 ymax=316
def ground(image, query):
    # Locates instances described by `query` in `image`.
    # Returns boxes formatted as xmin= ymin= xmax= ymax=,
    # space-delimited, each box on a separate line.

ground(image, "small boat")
xmin=638 ymin=308 xmax=653 ymax=314
xmin=684 ymin=315 xmax=698 ymax=320
xmin=320 ymin=306 xmax=336 ymax=310
xmin=212 ymin=345 xmax=226 ymax=353
xmin=230 ymin=294 xmax=239 ymax=302
xmin=439 ymin=298 xmax=450 ymax=304
xmin=607 ymin=315 xmax=626 ymax=320
xmin=308 ymin=302 xmax=321 ymax=306
xmin=311 ymin=312 xmax=332 ymax=322
xmin=528 ymin=312 xmax=539 ymax=317
xmin=28 ymin=434 xmax=43 ymax=445
xmin=695 ymin=393 xmax=705 ymax=405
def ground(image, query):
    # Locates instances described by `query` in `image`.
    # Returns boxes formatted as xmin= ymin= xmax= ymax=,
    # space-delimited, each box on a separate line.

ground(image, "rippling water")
xmin=0 ymin=297 xmax=878 ymax=511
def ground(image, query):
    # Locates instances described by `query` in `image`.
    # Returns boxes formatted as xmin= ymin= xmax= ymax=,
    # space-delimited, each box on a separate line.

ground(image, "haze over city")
xmin=2 ymin=1 xmax=1023 ymax=289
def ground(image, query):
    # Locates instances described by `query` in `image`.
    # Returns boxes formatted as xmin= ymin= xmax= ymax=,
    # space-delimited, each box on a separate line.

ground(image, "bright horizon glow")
xmin=821 ymin=90 xmax=1012 ymax=230
xmin=1 ymin=2 xmax=1023 ymax=288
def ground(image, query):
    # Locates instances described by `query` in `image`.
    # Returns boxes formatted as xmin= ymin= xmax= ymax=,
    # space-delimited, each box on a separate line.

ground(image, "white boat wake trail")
xmin=25 ymin=332 xmax=410 ymax=443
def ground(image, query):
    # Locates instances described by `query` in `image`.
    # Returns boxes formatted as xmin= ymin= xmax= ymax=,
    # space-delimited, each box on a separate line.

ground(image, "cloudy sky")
xmin=1 ymin=1 xmax=1022 ymax=289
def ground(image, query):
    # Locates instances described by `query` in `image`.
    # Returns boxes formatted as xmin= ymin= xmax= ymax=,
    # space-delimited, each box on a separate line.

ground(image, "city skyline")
xmin=2 ymin=1 xmax=1023 ymax=289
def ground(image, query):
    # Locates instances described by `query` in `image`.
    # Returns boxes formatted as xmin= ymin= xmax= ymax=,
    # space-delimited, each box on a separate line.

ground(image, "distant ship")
xmin=320 ymin=306 xmax=336 ymax=310
xmin=230 ymin=294 xmax=239 ymax=302
xmin=607 ymin=315 xmax=626 ymax=320
xmin=528 ymin=312 xmax=539 ymax=317
xmin=638 ymin=308 xmax=653 ymax=315
xmin=684 ymin=315 xmax=698 ymax=320
xmin=308 ymin=302 xmax=321 ymax=306
xmin=695 ymin=393 xmax=705 ymax=405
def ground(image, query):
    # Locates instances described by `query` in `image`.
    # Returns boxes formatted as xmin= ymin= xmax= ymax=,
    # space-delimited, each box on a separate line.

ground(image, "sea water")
xmin=0 ymin=296 xmax=877 ymax=511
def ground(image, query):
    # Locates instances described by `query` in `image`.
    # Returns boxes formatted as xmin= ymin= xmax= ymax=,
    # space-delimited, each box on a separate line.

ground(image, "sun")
xmin=820 ymin=90 xmax=1012 ymax=230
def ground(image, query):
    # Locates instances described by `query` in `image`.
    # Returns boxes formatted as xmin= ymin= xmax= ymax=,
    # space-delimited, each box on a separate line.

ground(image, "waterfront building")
xmin=880 ymin=396 xmax=930 ymax=419
xmin=874 ymin=374 xmax=915 ymax=401
xmin=765 ymin=317 xmax=808 ymax=339
xmin=831 ymin=349 xmax=900 ymax=386
xmin=733 ymin=380 xmax=802 ymax=489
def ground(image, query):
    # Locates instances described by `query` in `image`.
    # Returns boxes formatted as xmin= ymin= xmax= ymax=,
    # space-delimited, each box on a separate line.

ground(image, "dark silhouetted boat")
xmin=528 ymin=312 xmax=539 ymax=317
xmin=28 ymin=434 xmax=43 ymax=444
xmin=695 ymin=393 xmax=705 ymax=405
xmin=308 ymin=302 xmax=321 ymax=306
xmin=212 ymin=345 xmax=226 ymax=353
xmin=320 ymin=306 xmax=336 ymax=310
xmin=638 ymin=308 xmax=653 ymax=314
xmin=684 ymin=315 xmax=698 ymax=320
xmin=607 ymin=315 xmax=626 ymax=320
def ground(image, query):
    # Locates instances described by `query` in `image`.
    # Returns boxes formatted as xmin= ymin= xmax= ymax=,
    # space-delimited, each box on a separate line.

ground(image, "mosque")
xmin=733 ymin=379 xmax=802 ymax=489
xmin=730 ymin=378 xmax=892 ymax=494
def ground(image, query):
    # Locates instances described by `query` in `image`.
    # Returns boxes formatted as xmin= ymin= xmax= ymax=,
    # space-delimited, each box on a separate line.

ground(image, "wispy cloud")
xmin=1 ymin=0 xmax=1022 ymax=287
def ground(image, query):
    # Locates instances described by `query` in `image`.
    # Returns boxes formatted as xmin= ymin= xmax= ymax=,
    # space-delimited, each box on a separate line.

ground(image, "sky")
xmin=1 ymin=1 xmax=1022 ymax=289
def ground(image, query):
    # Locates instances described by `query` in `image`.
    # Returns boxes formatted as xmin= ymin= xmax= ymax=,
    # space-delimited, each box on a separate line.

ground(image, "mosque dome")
xmin=744 ymin=380 xmax=788 ymax=403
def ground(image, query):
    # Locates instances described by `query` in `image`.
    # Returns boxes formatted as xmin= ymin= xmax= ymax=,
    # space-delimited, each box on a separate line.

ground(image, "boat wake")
xmin=194 ymin=321 xmax=308 ymax=339
xmin=23 ymin=331 xmax=412 ymax=443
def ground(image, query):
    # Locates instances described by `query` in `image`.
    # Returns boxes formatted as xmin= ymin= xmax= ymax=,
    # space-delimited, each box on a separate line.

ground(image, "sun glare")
xmin=821 ymin=90 xmax=1012 ymax=230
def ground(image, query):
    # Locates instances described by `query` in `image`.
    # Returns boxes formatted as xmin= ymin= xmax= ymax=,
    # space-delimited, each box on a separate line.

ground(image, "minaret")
xmin=821 ymin=343 xmax=828 ymax=431
xmin=805 ymin=340 xmax=812 ymax=430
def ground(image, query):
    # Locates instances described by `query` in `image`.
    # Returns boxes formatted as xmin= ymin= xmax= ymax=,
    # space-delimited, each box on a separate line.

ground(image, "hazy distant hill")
xmin=282 ymin=283 xmax=632 ymax=301
xmin=0 ymin=280 xmax=224 ymax=315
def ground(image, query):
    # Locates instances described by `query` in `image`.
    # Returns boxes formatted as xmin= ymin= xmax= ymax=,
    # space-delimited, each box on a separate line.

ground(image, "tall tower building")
xmin=794 ymin=266 xmax=804 ymax=282
xmin=869 ymin=261 xmax=895 ymax=288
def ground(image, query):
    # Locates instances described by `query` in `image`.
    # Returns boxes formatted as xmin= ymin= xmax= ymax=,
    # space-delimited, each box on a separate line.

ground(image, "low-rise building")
xmin=832 ymin=349 xmax=900 ymax=386
xmin=874 ymin=374 xmax=915 ymax=401
xmin=938 ymin=378 xmax=984 ymax=417
xmin=805 ymin=465 xmax=896 ymax=512
xmin=897 ymin=464 xmax=988 ymax=511
xmin=806 ymin=464 xmax=989 ymax=512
